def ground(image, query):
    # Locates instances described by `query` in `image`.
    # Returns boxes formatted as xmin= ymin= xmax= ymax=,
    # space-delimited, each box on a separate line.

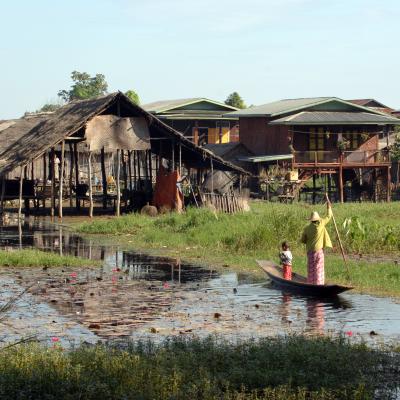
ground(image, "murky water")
xmin=0 ymin=216 xmax=399 ymax=346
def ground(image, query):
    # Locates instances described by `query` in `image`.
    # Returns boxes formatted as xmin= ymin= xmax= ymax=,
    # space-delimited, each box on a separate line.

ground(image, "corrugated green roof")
xmin=270 ymin=111 xmax=400 ymax=125
xmin=226 ymin=97 xmax=389 ymax=118
xmin=142 ymin=98 xmax=238 ymax=113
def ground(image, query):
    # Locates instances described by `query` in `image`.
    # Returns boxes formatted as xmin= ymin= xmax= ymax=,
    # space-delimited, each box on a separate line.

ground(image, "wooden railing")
xmin=293 ymin=150 xmax=390 ymax=166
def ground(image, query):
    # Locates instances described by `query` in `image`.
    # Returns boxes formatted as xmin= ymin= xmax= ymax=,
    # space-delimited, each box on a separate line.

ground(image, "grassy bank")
xmin=0 ymin=336 xmax=398 ymax=399
xmin=0 ymin=249 xmax=98 ymax=268
xmin=76 ymin=202 xmax=400 ymax=296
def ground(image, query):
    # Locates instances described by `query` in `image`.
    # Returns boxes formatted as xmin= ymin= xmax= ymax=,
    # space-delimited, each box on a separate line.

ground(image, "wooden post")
xmin=387 ymin=166 xmax=391 ymax=202
xmin=58 ymin=140 xmax=65 ymax=219
xmin=128 ymin=151 xmax=133 ymax=190
xmin=43 ymin=152 xmax=47 ymax=208
xmin=133 ymin=151 xmax=137 ymax=189
xmin=88 ymin=152 xmax=93 ymax=218
xmin=116 ymin=149 xmax=121 ymax=216
xmin=18 ymin=166 xmax=24 ymax=220
xmin=69 ymin=142 xmax=74 ymax=208
xmin=148 ymin=151 xmax=153 ymax=185
xmin=171 ymin=141 xmax=175 ymax=171
xmin=74 ymin=143 xmax=80 ymax=210
xmin=312 ymin=174 xmax=316 ymax=204
xmin=178 ymin=142 xmax=182 ymax=176
xmin=339 ymin=165 xmax=344 ymax=203
xmin=50 ymin=147 xmax=55 ymax=218
xmin=0 ymin=176 xmax=5 ymax=214
xmin=101 ymin=147 xmax=107 ymax=209
xmin=210 ymin=158 xmax=214 ymax=194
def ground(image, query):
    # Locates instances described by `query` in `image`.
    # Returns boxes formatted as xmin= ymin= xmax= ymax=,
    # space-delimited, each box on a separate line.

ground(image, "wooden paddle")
xmin=325 ymin=193 xmax=351 ymax=279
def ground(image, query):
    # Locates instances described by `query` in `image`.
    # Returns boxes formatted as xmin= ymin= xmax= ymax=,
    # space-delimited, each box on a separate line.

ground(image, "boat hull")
xmin=257 ymin=260 xmax=353 ymax=297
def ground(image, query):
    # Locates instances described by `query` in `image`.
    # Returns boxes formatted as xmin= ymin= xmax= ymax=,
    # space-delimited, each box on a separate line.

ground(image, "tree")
xmin=38 ymin=103 xmax=61 ymax=112
xmin=225 ymin=92 xmax=246 ymax=109
xmin=58 ymin=71 xmax=108 ymax=102
xmin=125 ymin=90 xmax=140 ymax=105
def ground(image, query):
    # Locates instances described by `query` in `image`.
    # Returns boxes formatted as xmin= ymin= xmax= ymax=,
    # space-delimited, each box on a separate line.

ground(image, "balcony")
xmin=292 ymin=150 xmax=390 ymax=168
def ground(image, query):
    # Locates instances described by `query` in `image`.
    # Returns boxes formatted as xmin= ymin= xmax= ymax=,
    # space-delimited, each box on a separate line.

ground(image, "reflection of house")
xmin=142 ymin=98 xmax=239 ymax=146
xmin=227 ymin=97 xmax=400 ymax=202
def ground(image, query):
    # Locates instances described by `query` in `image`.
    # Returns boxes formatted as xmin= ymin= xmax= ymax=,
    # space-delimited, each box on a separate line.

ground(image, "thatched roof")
xmin=0 ymin=92 xmax=250 ymax=176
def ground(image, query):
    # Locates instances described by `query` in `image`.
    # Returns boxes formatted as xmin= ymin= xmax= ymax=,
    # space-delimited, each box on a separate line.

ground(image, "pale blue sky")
xmin=1 ymin=0 xmax=399 ymax=119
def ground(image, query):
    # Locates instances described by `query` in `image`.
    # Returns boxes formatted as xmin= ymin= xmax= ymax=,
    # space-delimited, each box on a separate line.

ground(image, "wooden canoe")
xmin=257 ymin=260 xmax=353 ymax=297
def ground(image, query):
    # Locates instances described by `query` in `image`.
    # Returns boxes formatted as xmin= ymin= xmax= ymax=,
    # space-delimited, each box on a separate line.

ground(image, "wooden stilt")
xmin=0 ymin=176 xmax=5 ymax=214
xmin=122 ymin=150 xmax=128 ymax=208
xmin=178 ymin=142 xmax=182 ymax=176
xmin=210 ymin=159 xmax=214 ymax=194
xmin=88 ymin=151 xmax=93 ymax=218
xmin=116 ymin=149 xmax=121 ymax=216
xmin=171 ymin=141 xmax=175 ymax=171
xmin=339 ymin=166 xmax=344 ymax=203
xmin=133 ymin=151 xmax=137 ymax=189
xmin=18 ymin=166 xmax=24 ymax=220
xmin=50 ymin=147 xmax=55 ymax=218
xmin=58 ymin=140 xmax=65 ymax=219
xmin=128 ymin=151 xmax=133 ymax=190
xmin=149 ymin=151 xmax=153 ymax=186
xmin=137 ymin=150 xmax=141 ymax=187
xmin=387 ymin=166 xmax=391 ymax=202
xmin=42 ymin=153 xmax=47 ymax=209
xmin=69 ymin=142 xmax=74 ymax=208
xmin=74 ymin=143 xmax=80 ymax=210
xmin=312 ymin=174 xmax=316 ymax=204
xmin=101 ymin=148 xmax=107 ymax=209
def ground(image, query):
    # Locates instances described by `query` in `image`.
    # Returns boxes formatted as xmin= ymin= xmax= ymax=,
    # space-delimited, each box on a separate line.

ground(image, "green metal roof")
xmin=270 ymin=111 xmax=400 ymax=125
xmin=226 ymin=97 xmax=390 ymax=118
xmin=142 ymin=98 xmax=238 ymax=114
xmin=237 ymin=154 xmax=294 ymax=163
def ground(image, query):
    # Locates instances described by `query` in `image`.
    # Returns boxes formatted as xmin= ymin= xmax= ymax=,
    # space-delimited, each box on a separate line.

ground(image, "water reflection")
xmin=0 ymin=215 xmax=400 ymax=344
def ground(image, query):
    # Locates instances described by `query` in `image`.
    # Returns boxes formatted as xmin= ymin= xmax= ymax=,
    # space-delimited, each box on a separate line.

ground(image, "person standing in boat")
xmin=279 ymin=241 xmax=293 ymax=280
xmin=301 ymin=201 xmax=333 ymax=285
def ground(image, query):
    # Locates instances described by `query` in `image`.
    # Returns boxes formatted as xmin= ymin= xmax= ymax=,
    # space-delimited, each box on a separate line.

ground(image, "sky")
xmin=1 ymin=0 xmax=399 ymax=119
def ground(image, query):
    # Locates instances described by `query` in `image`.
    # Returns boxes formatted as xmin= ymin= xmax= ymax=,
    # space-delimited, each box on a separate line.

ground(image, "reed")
xmin=0 ymin=336 xmax=397 ymax=399
xmin=0 ymin=249 xmax=98 ymax=268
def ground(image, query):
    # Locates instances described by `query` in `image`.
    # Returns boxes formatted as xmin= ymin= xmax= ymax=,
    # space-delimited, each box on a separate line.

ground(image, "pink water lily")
xmin=51 ymin=337 xmax=60 ymax=342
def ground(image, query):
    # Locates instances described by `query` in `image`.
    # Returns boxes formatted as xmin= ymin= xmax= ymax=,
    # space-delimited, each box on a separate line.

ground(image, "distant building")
xmin=227 ymin=97 xmax=400 ymax=202
xmin=142 ymin=98 xmax=239 ymax=146
xmin=347 ymin=99 xmax=393 ymax=115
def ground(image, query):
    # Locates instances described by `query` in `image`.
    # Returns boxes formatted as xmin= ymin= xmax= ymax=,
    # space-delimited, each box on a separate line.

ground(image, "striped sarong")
xmin=307 ymin=249 xmax=324 ymax=285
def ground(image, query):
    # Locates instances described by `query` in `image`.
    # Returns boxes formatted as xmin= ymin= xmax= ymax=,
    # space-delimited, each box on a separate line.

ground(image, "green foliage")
xmin=38 ymin=103 xmax=61 ymax=112
xmin=125 ymin=89 xmax=140 ymax=105
xmin=0 ymin=249 xmax=97 ymax=268
xmin=0 ymin=336 xmax=396 ymax=399
xmin=58 ymin=71 xmax=108 ymax=102
xmin=225 ymin=92 xmax=246 ymax=109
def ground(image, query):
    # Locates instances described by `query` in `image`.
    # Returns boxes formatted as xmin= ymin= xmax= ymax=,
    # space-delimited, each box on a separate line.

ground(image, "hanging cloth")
xmin=152 ymin=165 xmax=183 ymax=212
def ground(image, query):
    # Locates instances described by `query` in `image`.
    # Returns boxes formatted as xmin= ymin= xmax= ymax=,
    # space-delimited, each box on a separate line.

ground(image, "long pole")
xmin=18 ymin=166 xmax=24 ymax=220
xmin=325 ymin=193 xmax=350 ymax=278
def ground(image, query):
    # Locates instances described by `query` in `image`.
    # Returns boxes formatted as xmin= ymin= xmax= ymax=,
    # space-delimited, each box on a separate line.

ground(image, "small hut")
xmin=0 ymin=92 xmax=249 ymax=218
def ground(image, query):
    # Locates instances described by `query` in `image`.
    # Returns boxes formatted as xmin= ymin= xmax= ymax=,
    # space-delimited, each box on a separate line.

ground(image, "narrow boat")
xmin=257 ymin=260 xmax=353 ymax=297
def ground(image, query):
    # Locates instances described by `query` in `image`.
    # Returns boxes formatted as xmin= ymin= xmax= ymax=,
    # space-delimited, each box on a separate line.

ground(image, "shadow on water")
xmin=0 ymin=215 xmax=400 ymax=343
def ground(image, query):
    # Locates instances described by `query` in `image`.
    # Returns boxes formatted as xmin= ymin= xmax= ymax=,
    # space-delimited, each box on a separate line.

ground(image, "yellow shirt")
xmin=301 ymin=208 xmax=333 ymax=252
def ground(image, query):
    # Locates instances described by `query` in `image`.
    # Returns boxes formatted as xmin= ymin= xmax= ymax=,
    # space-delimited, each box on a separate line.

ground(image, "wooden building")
xmin=0 ymin=92 xmax=249 ymax=217
xmin=227 ymin=97 xmax=400 ymax=202
xmin=142 ymin=98 xmax=239 ymax=146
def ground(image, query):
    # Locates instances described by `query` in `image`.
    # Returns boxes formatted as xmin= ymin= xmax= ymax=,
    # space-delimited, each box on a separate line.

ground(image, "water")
xmin=0 ymin=216 xmax=399 ymax=346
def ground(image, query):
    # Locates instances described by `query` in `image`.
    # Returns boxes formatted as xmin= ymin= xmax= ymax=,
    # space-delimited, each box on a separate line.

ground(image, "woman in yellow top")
xmin=301 ymin=201 xmax=332 ymax=285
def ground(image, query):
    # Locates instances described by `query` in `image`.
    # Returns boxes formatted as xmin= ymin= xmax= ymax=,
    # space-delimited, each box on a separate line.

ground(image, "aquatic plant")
xmin=0 ymin=335 xmax=397 ymax=399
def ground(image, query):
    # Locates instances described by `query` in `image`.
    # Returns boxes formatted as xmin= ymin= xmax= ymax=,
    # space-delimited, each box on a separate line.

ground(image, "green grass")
xmin=0 ymin=249 xmax=98 ymax=268
xmin=0 ymin=336 xmax=398 ymax=399
xmin=75 ymin=202 xmax=400 ymax=295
